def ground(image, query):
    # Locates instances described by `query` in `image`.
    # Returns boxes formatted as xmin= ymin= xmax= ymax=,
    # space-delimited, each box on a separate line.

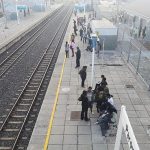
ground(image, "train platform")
xmin=0 ymin=4 xmax=62 ymax=54
xmin=27 ymin=12 xmax=150 ymax=150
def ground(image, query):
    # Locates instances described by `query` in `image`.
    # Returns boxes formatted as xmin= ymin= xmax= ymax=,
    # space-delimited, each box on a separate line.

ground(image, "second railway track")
xmin=0 ymin=6 xmax=66 ymax=78
xmin=0 ymin=5 xmax=72 ymax=150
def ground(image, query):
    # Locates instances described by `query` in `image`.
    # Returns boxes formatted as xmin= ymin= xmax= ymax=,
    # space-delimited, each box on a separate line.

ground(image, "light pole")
xmin=116 ymin=0 xmax=120 ymax=25
xmin=84 ymin=0 xmax=85 ymax=16
xmin=91 ymin=34 xmax=97 ymax=87
xmin=16 ymin=0 xmax=20 ymax=24
xmin=49 ymin=0 xmax=51 ymax=8
xmin=1 ymin=0 xmax=8 ymax=29
xmin=102 ymin=39 xmax=105 ymax=67
xmin=91 ymin=0 xmax=93 ymax=11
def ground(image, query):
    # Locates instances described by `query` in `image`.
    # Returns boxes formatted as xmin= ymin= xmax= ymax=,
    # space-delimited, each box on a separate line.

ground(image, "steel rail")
xmin=0 ymin=6 xmax=65 ymax=78
xmin=0 ymin=7 xmax=72 ymax=150
xmin=0 ymin=6 xmax=61 ymax=67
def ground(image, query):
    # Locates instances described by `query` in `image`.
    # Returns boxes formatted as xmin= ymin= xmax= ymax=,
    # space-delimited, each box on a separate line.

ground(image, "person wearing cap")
xmin=75 ymin=46 xmax=81 ymax=68
xmin=79 ymin=66 xmax=87 ymax=87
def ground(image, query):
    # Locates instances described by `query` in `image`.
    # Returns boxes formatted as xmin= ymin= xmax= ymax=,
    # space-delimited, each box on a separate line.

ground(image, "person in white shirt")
xmin=107 ymin=94 xmax=114 ymax=106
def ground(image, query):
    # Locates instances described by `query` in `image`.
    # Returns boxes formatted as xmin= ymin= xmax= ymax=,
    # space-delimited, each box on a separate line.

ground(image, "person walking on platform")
xmin=75 ymin=47 xmax=81 ymax=68
xmin=79 ymin=66 xmax=87 ymax=87
xmin=65 ymin=41 xmax=69 ymax=58
xmin=78 ymin=90 xmax=90 ymax=121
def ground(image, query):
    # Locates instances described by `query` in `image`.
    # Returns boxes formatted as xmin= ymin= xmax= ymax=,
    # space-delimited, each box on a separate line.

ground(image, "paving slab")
xmin=64 ymin=126 xmax=77 ymax=134
xmin=78 ymin=135 xmax=92 ymax=145
xmin=78 ymin=145 xmax=92 ymax=150
xmin=63 ymin=135 xmax=77 ymax=144
xmin=93 ymin=144 xmax=107 ymax=150
xmin=63 ymin=145 xmax=77 ymax=150
xmin=49 ymin=135 xmax=63 ymax=144
xmin=51 ymin=126 xmax=65 ymax=135
xmin=48 ymin=145 xmax=62 ymax=150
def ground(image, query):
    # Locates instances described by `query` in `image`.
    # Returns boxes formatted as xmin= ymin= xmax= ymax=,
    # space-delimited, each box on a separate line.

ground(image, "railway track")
xmin=0 ymin=6 xmax=66 ymax=78
xmin=0 ymin=6 xmax=72 ymax=150
xmin=0 ymin=6 xmax=64 ymax=63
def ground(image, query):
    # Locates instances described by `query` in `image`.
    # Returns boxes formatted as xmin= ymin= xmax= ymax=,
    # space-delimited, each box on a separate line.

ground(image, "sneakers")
xmin=94 ymin=122 xmax=99 ymax=125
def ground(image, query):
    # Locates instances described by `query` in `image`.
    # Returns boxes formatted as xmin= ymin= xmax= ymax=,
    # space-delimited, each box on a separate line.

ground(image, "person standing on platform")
xmin=87 ymin=86 xmax=94 ymax=114
xmin=70 ymin=33 xmax=75 ymax=42
xmin=97 ymin=38 xmax=101 ymax=57
xmin=65 ymin=41 xmax=69 ymax=58
xmin=84 ymin=15 xmax=86 ymax=24
xmin=79 ymin=66 xmax=87 ymax=87
xmin=79 ymin=28 xmax=83 ymax=41
xmin=83 ymin=31 xmax=87 ymax=44
xmin=75 ymin=46 xmax=81 ymax=68
xmin=70 ymin=40 xmax=76 ymax=57
xmin=78 ymin=90 xmax=90 ymax=121
xmin=77 ymin=16 xmax=80 ymax=26
xmin=94 ymin=75 xmax=107 ymax=91
xmin=73 ymin=24 xmax=78 ymax=36
xmin=73 ymin=19 xmax=76 ymax=26
xmin=89 ymin=37 xmax=92 ymax=49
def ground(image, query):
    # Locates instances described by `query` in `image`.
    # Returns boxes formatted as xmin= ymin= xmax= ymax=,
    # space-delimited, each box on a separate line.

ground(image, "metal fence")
xmin=99 ymin=4 xmax=150 ymax=89
xmin=118 ymin=26 xmax=150 ymax=88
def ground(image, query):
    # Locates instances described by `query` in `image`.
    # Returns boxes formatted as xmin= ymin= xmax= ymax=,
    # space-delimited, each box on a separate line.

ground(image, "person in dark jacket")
xmin=74 ymin=24 xmax=78 ymax=36
xmin=94 ymin=75 xmax=107 ymax=92
xmin=78 ymin=90 xmax=90 ymax=121
xmin=65 ymin=41 xmax=69 ymax=58
xmin=79 ymin=66 xmax=87 ymax=87
xmin=101 ymin=77 xmax=108 ymax=89
xmin=79 ymin=28 xmax=83 ymax=41
xmin=75 ymin=47 xmax=81 ymax=68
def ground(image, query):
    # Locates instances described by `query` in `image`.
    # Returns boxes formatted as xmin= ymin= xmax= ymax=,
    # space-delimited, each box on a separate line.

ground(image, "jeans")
xmin=81 ymin=107 xmax=88 ymax=120
xmin=81 ymin=78 xmax=85 ymax=87
xmin=76 ymin=58 xmax=80 ymax=67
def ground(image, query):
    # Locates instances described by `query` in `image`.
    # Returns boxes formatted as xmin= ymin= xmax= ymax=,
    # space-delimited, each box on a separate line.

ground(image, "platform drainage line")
xmin=43 ymin=56 xmax=66 ymax=150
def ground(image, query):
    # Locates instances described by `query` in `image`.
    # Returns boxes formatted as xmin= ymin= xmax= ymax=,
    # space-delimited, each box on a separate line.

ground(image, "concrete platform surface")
xmin=27 ymin=11 xmax=150 ymax=150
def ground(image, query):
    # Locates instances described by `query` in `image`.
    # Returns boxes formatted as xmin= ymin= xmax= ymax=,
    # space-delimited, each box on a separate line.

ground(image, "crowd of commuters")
xmin=64 ymin=11 xmax=117 ymax=137
xmin=78 ymin=75 xmax=117 ymax=137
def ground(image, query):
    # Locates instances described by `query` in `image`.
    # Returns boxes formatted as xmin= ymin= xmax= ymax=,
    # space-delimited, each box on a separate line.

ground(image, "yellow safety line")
xmin=43 ymin=56 xmax=66 ymax=150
